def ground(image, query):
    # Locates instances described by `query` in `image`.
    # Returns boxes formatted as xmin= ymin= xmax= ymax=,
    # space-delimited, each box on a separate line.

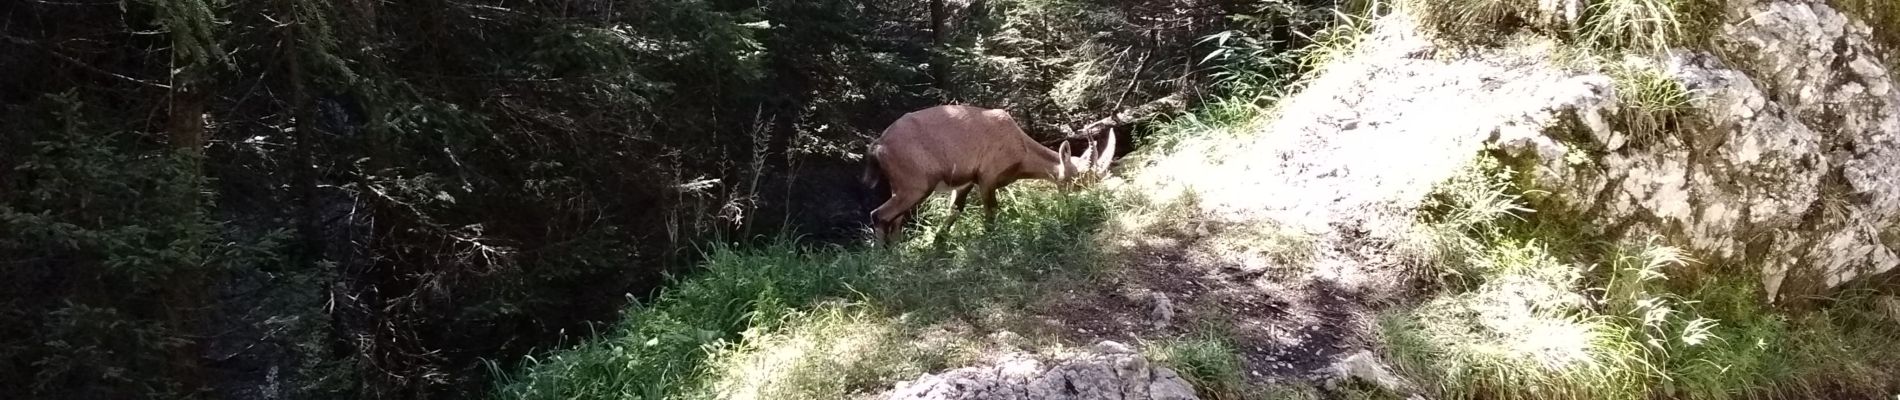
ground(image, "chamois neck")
xmin=1023 ymin=140 xmax=1065 ymax=181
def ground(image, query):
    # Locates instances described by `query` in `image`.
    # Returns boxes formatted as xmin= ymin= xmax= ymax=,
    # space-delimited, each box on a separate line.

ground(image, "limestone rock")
xmin=1129 ymin=0 xmax=1896 ymax=316
xmin=1323 ymin=351 xmax=1425 ymax=400
xmin=881 ymin=341 xmax=1198 ymax=400
xmin=1495 ymin=0 xmax=1900 ymax=302
xmin=1149 ymin=292 xmax=1175 ymax=329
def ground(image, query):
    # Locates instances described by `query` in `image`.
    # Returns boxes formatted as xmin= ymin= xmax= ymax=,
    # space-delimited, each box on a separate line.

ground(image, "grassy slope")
xmin=494 ymin=186 xmax=1129 ymax=399
xmin=1384 ymin=157 xmax=1900 ymax=400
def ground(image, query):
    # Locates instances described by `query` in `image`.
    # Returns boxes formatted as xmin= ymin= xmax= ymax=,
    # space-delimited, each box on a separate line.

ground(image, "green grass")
xmin=1411 ymin=157 xmax=1537 ymax=284
xmin=1578 ymin=0 xmax=1687 ymax=53
xmin=1383 ymin=237 xmax=1652 ymax=400
xmin=1834 ymin=0 xmax=1900 ymax=57
xmin=1407 ymin=0 xmax=1540 ymax=44
xmin=491 ymin=186 xmax=1119 ymax=400
xmin=1384 ymin=155 xmax=1900 ymax=400
xmin=1144 ymin=332 xmax=1249 ymax=400
xmin=1405 ymin=0 xmax=1720 ymax=54
xmin=1296 ymin=5 xmax=1380 ymax=79
xmin=1607 ymin=60 xmax=1698 ymax=148
xmin=697 ymin=301 xmax=949 ymax=400
xmin=1134 ymin=94 xmax=1269 ymax=166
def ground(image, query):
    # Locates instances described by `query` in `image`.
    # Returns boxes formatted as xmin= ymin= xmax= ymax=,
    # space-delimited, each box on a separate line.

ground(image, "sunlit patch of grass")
xmin=1222 ymin=221 xmax=1322 ymax=269
xmin=1411 ymin=157 xmax=1535 ymax=283
xmin=1108 ymin=185 xmax=1207 ymax=237
xmin=495 ymin=185 xmax=1119 ymax=400
xmin=1383 ymin=237 xmax=1651 ymax=400
xmin=1390 ymin=237 xmax=1900 ymax=400
xmin=1389 ymin=154 xmax=1900 ymax=399
xmin=1388 ymin=160 xmax=1664 ymax=400
xmin=1144 ymin=328 xmax=1249 ymax=399
xmin=1138 ymin=95 xmax=1271 ymax=157
xmin=698 ymin=302 xmax=955 ymax=400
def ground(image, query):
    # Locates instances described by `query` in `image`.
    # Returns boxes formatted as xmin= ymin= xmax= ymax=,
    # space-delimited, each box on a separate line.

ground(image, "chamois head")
xmin=1054 ymin=130 xmax=1117 ymax=191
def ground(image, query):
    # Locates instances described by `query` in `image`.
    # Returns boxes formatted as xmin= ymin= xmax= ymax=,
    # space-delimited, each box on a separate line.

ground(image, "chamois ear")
xmin=1095 ymin=131 xmax=1116 ymax=174
xmin=1056 ymin=140 xmax=1074 ymax=181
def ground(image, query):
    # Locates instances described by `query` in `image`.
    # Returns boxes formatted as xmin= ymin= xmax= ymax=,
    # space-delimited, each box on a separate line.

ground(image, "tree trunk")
xmin=167 ymin=87 xmax=208 ymax=159
xmin=161 ymin=29 xmax=214 ymax=400
xmin=930 ymin=0 xmax=953 ymax=101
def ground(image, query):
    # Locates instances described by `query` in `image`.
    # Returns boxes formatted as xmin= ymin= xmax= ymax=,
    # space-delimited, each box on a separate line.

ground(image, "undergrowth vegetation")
xmin=495 ymin=186 xmax=1118 ymax=399
xmin=1834 ymin=0 xmax=1900 ymax=54
xmin=1384 ymin=157 xmax=1900 ymax=400
xmin=1144 ymin=332 xmax=1248 ymax=399
xmin=1606 ymin=61 xmax=1699 ymax=148
xmin=1406 ymin=0 xmax=1721 ymax=53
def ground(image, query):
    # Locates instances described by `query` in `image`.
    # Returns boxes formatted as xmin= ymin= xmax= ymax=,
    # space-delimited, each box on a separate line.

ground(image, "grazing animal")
xmin=861 ymin=105 xmax=1116 ymax=246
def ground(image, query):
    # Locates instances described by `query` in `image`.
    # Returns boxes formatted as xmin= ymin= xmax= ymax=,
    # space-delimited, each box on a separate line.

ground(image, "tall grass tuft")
xmin=1145 ymin=332 xmax=1248 ymax=400
xmin=1579 ymin=0 xmax=1685 ymax=53
xmin=1405 ymin=0 xmax=1716 ymax=54
xmin=1606 ymin=61 xmax=1697 ymax=148
xmin=1408 ymin=0 xmax=1540 ymax=43
xmin=1412 ymin=157 xmax=1535 ymax=283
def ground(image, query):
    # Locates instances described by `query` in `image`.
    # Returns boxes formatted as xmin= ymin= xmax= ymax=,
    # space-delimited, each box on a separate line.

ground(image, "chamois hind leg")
xmin=932 ymin=187 xmax=972 ymax=246
xmin=871 ymin=182 xmax=930 ymax=247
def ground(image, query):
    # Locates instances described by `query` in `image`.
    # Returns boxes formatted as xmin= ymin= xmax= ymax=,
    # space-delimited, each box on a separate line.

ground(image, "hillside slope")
xmin=880 ymin=0 xmax=1900 ymax=398
xmin=499 ymin=0 xmax=1900 ymax=399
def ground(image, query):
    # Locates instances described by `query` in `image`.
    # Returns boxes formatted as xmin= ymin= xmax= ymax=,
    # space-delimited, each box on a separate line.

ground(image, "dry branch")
xmin=1045 ymin=91 xmax=1191 ymax=144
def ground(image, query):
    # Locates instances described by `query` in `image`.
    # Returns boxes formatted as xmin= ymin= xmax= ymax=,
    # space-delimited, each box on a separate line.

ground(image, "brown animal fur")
xmin=865 ymin=105 xmax=1114 ymax=246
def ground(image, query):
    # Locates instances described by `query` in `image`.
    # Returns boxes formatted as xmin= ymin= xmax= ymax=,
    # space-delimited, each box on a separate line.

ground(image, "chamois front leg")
xmin=933 ymin=187 xmax=972 ymax=245
xmin=980 ymin=186 xmax=1001 ymax=229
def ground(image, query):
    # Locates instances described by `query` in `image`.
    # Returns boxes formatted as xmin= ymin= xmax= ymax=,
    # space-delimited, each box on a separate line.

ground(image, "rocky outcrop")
xmin=1133 ymin=0 xmax=1897 ymax=301
xmin=880 ymin=341 xmax=1199 ymax=400
xmin=1501 ymin=0 xmax=1900 ymax=301
xmin=1129 ymin=12 xmax=1617 ymax=292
